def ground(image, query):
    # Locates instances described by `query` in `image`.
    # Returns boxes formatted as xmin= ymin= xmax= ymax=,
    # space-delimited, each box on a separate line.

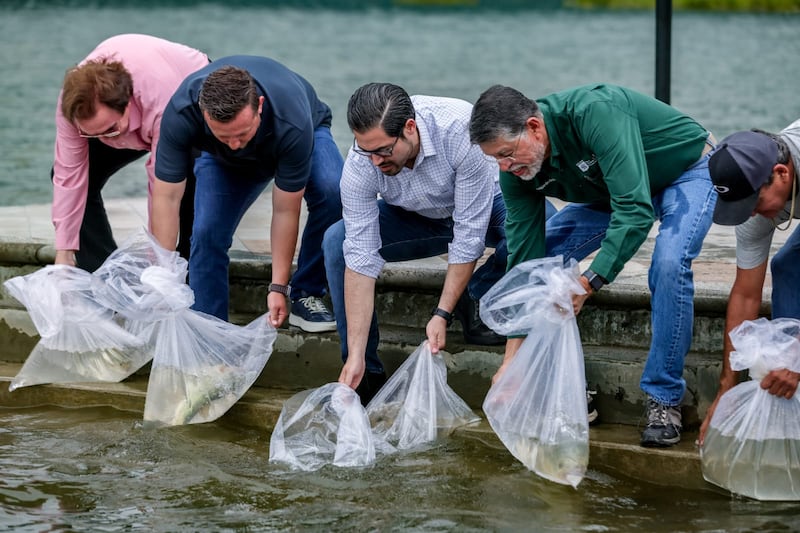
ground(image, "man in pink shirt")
xmin=52 ymin=33 xmax=209 ymax=271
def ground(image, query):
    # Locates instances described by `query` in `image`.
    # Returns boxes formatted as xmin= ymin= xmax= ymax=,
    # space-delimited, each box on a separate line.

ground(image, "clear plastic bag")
xmin=87 ymin=230 xmax=276 ymax=427
xmin=269 ymin=383 xmax=376 ymax=471
xmin=4 ymin=265 xmax=150 ymax=391
xmin=142 ymin=311 xmax=276 ymax=427
xmin=480 ymin=256 xmax=590 ymax=488
xmin=701 ymin=317 xmax=800 ymax=500
xmin=366 ymin=341 xmax=479 ymax=450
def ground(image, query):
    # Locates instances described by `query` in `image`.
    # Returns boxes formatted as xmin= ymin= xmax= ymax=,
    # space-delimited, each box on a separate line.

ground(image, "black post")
xmin=655 ymin=0 xmax=672 ymax=104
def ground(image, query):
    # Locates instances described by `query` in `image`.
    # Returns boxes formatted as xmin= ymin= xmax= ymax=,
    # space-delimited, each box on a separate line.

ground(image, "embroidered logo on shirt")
xmin=576 ymin=155 xmax=598 ymax=173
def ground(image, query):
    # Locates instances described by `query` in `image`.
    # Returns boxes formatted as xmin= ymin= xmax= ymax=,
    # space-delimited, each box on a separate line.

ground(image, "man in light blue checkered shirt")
xmin=323 ymin=83 xmax=549 ymax=404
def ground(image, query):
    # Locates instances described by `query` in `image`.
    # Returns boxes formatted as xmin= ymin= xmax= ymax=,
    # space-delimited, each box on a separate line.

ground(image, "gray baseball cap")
xmin=709 ymin=131 xmax=778 ymax=226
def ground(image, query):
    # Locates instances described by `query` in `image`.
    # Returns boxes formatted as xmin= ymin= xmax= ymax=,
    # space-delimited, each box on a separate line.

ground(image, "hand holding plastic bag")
xmin=366 ymin=341 xmax=479 ymax=449
xmin=480 ymin=256 xmax=589 ymax=488
xmin=4 ymin=265 xmax=150 ymax=391
xmin=269 ymin=383 xmax=376 ymax=471
xmin=702 ymin=317 xmax=800 ymax=500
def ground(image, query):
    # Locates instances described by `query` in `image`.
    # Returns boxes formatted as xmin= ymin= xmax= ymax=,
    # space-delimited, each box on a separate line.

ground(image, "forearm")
xmin=344 ymin=267 xmax=376 ymax=364
xmin=150 ymin=179 xmax=186 ymax=251
xmin=437 ymin=261 xmax=476 ymax=312
xmin=269 ymin=210 xmax=299 ymax=286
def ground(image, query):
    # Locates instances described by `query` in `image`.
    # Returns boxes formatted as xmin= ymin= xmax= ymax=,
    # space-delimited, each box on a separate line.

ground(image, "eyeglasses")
xmin=353 ymin=136 xmax=400 ymax=158
xmin=489 ymin=130 xmax=524 ymax=165
xmin=77 ymin=123 xmax=122 ymax=139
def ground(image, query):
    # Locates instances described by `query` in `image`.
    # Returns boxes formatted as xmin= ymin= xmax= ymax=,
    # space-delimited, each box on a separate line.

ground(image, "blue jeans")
xmin=323 ymin=192 xmax=524 ymax=373
xmin=545 ymin=156 xmax=717 ymax=406
xmin=771 ymin=225 xmax=800 ymax=318
xmin=189 ymin=126 xmax=343 ymax=320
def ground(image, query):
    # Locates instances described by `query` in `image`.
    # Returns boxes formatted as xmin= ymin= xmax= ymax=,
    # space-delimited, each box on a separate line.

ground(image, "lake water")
xmin=4 ymin=404 xmax=800 ymax=531
xmin=0 ymin=3 xmax=798 ymax=206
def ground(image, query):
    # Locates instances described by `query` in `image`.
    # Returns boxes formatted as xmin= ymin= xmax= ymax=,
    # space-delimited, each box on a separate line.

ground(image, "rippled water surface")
xmin=3 ymin=405 xmax=800 ymax=531
xmin=0 ymin=4 xmax=798 ymax=205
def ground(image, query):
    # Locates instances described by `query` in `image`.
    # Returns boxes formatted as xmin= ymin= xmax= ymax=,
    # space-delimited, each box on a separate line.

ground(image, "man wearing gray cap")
xmin=699 ymin=119 xmax=800 ymax=445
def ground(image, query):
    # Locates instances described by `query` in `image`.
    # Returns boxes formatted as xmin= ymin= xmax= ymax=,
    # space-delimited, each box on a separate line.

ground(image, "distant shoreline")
xmin=566 ymin=0 xmax=800 ymax=12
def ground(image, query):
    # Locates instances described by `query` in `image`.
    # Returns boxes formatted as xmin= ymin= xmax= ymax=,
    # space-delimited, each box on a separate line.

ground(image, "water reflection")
xmin=3 ymin=405 xmax=800 ymax=531
xmin=0 ymin=4 xmax=798 ymax=206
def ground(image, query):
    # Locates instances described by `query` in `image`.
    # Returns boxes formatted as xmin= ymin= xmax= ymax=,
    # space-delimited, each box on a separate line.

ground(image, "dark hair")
xmin=469 ymin=84 xmax=542 ymax=144
xmin=61 ymin=58 xmax=133 ymax=122
xmin=198 ymin=65 xmax=259 ymax=122
xmin=347 ymin=82 xmax=415 ymax=137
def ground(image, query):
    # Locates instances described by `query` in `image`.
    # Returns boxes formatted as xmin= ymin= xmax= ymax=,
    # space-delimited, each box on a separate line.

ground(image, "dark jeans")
xmin=188 ymin=126 xmax=343 ymax=320
xmin=50 ymin=138 xmax=196 ymax=272
xmin=323 ymin=192 xmax=525 ymax=374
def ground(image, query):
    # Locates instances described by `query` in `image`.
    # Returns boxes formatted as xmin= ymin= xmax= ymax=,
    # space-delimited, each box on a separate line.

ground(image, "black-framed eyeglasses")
xmin=352 ymin=136 xmax=400 ymax=158
xmin=77 ymin=123 xmax=122 ymax=139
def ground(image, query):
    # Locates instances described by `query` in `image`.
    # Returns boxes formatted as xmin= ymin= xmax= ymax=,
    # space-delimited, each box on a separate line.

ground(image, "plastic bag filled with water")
xmin=366 ymin=341 xmax=479 ymax=450
xmin=480 ymin=256 xmax=590 ymax=488
xmin=701 ymin=317 xmax=800 ymax=501
xmin=142 ymin=311 xmax=276 ymax=427
xmin=4 ymin=265 xmax=150 ymax=391
xmin=269 ymin=383 xmax=376 ymax=471
xmin=89 ymin=229 xmax=277 ymax=427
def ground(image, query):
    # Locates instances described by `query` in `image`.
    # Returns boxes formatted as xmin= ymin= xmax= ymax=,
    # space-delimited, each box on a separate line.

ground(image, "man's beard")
xmin=510 ymin=139 xmax=546 ymax=181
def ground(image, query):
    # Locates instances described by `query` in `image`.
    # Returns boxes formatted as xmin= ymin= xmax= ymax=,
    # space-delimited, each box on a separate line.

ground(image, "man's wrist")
xmin=430 ymin=306 xmax=454 ymax=326
xmin=582 ymin=270 xmax=606 ymax=292
xmin=268 ymin=283 xmax=290 ymax=296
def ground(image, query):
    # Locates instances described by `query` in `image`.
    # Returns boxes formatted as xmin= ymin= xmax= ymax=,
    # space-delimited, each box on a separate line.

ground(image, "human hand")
xmin=267 ymin=291 xmax=288 ymax=328
xmin=571 ymin=291 xmax=590 ymax=316
xmin=760 ymin=368 xmax=800 ymax=399
xmin=426 ymin=316 xmax=448 ymax=354
xmin=697 ymin=392 xmax=724 ymax=447
xmin=338 ymin=356 xmax=366 ymax=390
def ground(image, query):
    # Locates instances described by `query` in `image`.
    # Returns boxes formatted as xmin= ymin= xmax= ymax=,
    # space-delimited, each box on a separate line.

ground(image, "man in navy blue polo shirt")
xmin=151 ymin=56 xmax=342 ymax=331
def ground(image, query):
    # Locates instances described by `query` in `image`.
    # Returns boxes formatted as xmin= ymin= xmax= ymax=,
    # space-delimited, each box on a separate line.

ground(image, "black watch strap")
xmin=431 ymin=306 xmax=454 ymax=326
xmin=582 ymin=270 xmax=606 ymax=292
xmin=268 ymin=283 xmax=290 ymax=296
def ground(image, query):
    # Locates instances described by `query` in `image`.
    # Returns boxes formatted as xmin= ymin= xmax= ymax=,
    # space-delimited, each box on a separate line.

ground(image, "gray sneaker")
xmin=640 ymin=397 xmax=682 ymax=448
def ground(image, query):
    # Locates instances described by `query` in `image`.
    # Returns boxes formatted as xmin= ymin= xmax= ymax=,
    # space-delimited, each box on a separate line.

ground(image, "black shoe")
xmin=587 ymin=389 xmax=599 ymax=425
xmin=640 ymin=397 xmax=682 ymax=448
xmin=355 ymin=370 xmax=387 ymax=406
xmin=454 ymin=291 xmax=505 ymax=346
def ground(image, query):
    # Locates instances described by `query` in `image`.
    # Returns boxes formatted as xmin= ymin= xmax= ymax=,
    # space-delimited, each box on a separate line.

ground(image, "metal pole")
xmin=655 ymin=0 xmax=672 ymax=104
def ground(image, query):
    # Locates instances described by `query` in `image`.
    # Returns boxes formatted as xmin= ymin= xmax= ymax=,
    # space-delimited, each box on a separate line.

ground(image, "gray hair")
xmin=347 ymin=82 xmax=415 ymax=137
xmin=470 ymin=84 xmax=542 ymax=144
xmin=198 ymin=65 xmax=259 ymax=122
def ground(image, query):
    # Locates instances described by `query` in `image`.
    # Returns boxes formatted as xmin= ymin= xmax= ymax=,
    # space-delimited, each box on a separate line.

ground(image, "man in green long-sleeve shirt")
xmin=470 ymin=83 xmax=717 ymax=448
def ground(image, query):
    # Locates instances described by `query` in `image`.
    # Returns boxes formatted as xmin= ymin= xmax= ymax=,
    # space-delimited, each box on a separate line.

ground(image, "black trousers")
xmin=51 ymin=138 xmax=196 ymax=272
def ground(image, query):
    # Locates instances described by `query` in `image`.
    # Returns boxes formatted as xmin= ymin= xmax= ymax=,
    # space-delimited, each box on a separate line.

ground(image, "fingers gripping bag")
xmin=479 ymin=256 xmax=590 ymax=488
xmin=366 ymin=341 xmax=480 ymax=450
xmin=701 ymin=317 xmax=800 ymax=500
xmin=269 ymin=383 xmax=377 ymax=471
xmin=91 ymin=229 xmax=277 ymax=427
xmin=4 ymin=265 xmax=149 ymax=391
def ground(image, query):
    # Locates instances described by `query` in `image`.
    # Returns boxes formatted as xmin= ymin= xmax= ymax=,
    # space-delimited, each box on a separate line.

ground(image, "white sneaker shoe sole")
xmin=289 ymin=313 xmax=337 ymax=333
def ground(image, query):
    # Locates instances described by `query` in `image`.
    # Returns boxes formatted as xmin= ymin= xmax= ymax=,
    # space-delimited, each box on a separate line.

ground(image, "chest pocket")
xmin=576 ymin=154 xmax=603 ymax=183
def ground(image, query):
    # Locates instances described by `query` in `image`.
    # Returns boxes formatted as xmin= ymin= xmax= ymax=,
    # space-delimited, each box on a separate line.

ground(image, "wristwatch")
xmin=582 ymin=270 xmax=606 ymax=292
xmin=268 ymin=283 xmax=290 ymax=296
xmin=430 ymin=306 xmax=454 ymax=326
